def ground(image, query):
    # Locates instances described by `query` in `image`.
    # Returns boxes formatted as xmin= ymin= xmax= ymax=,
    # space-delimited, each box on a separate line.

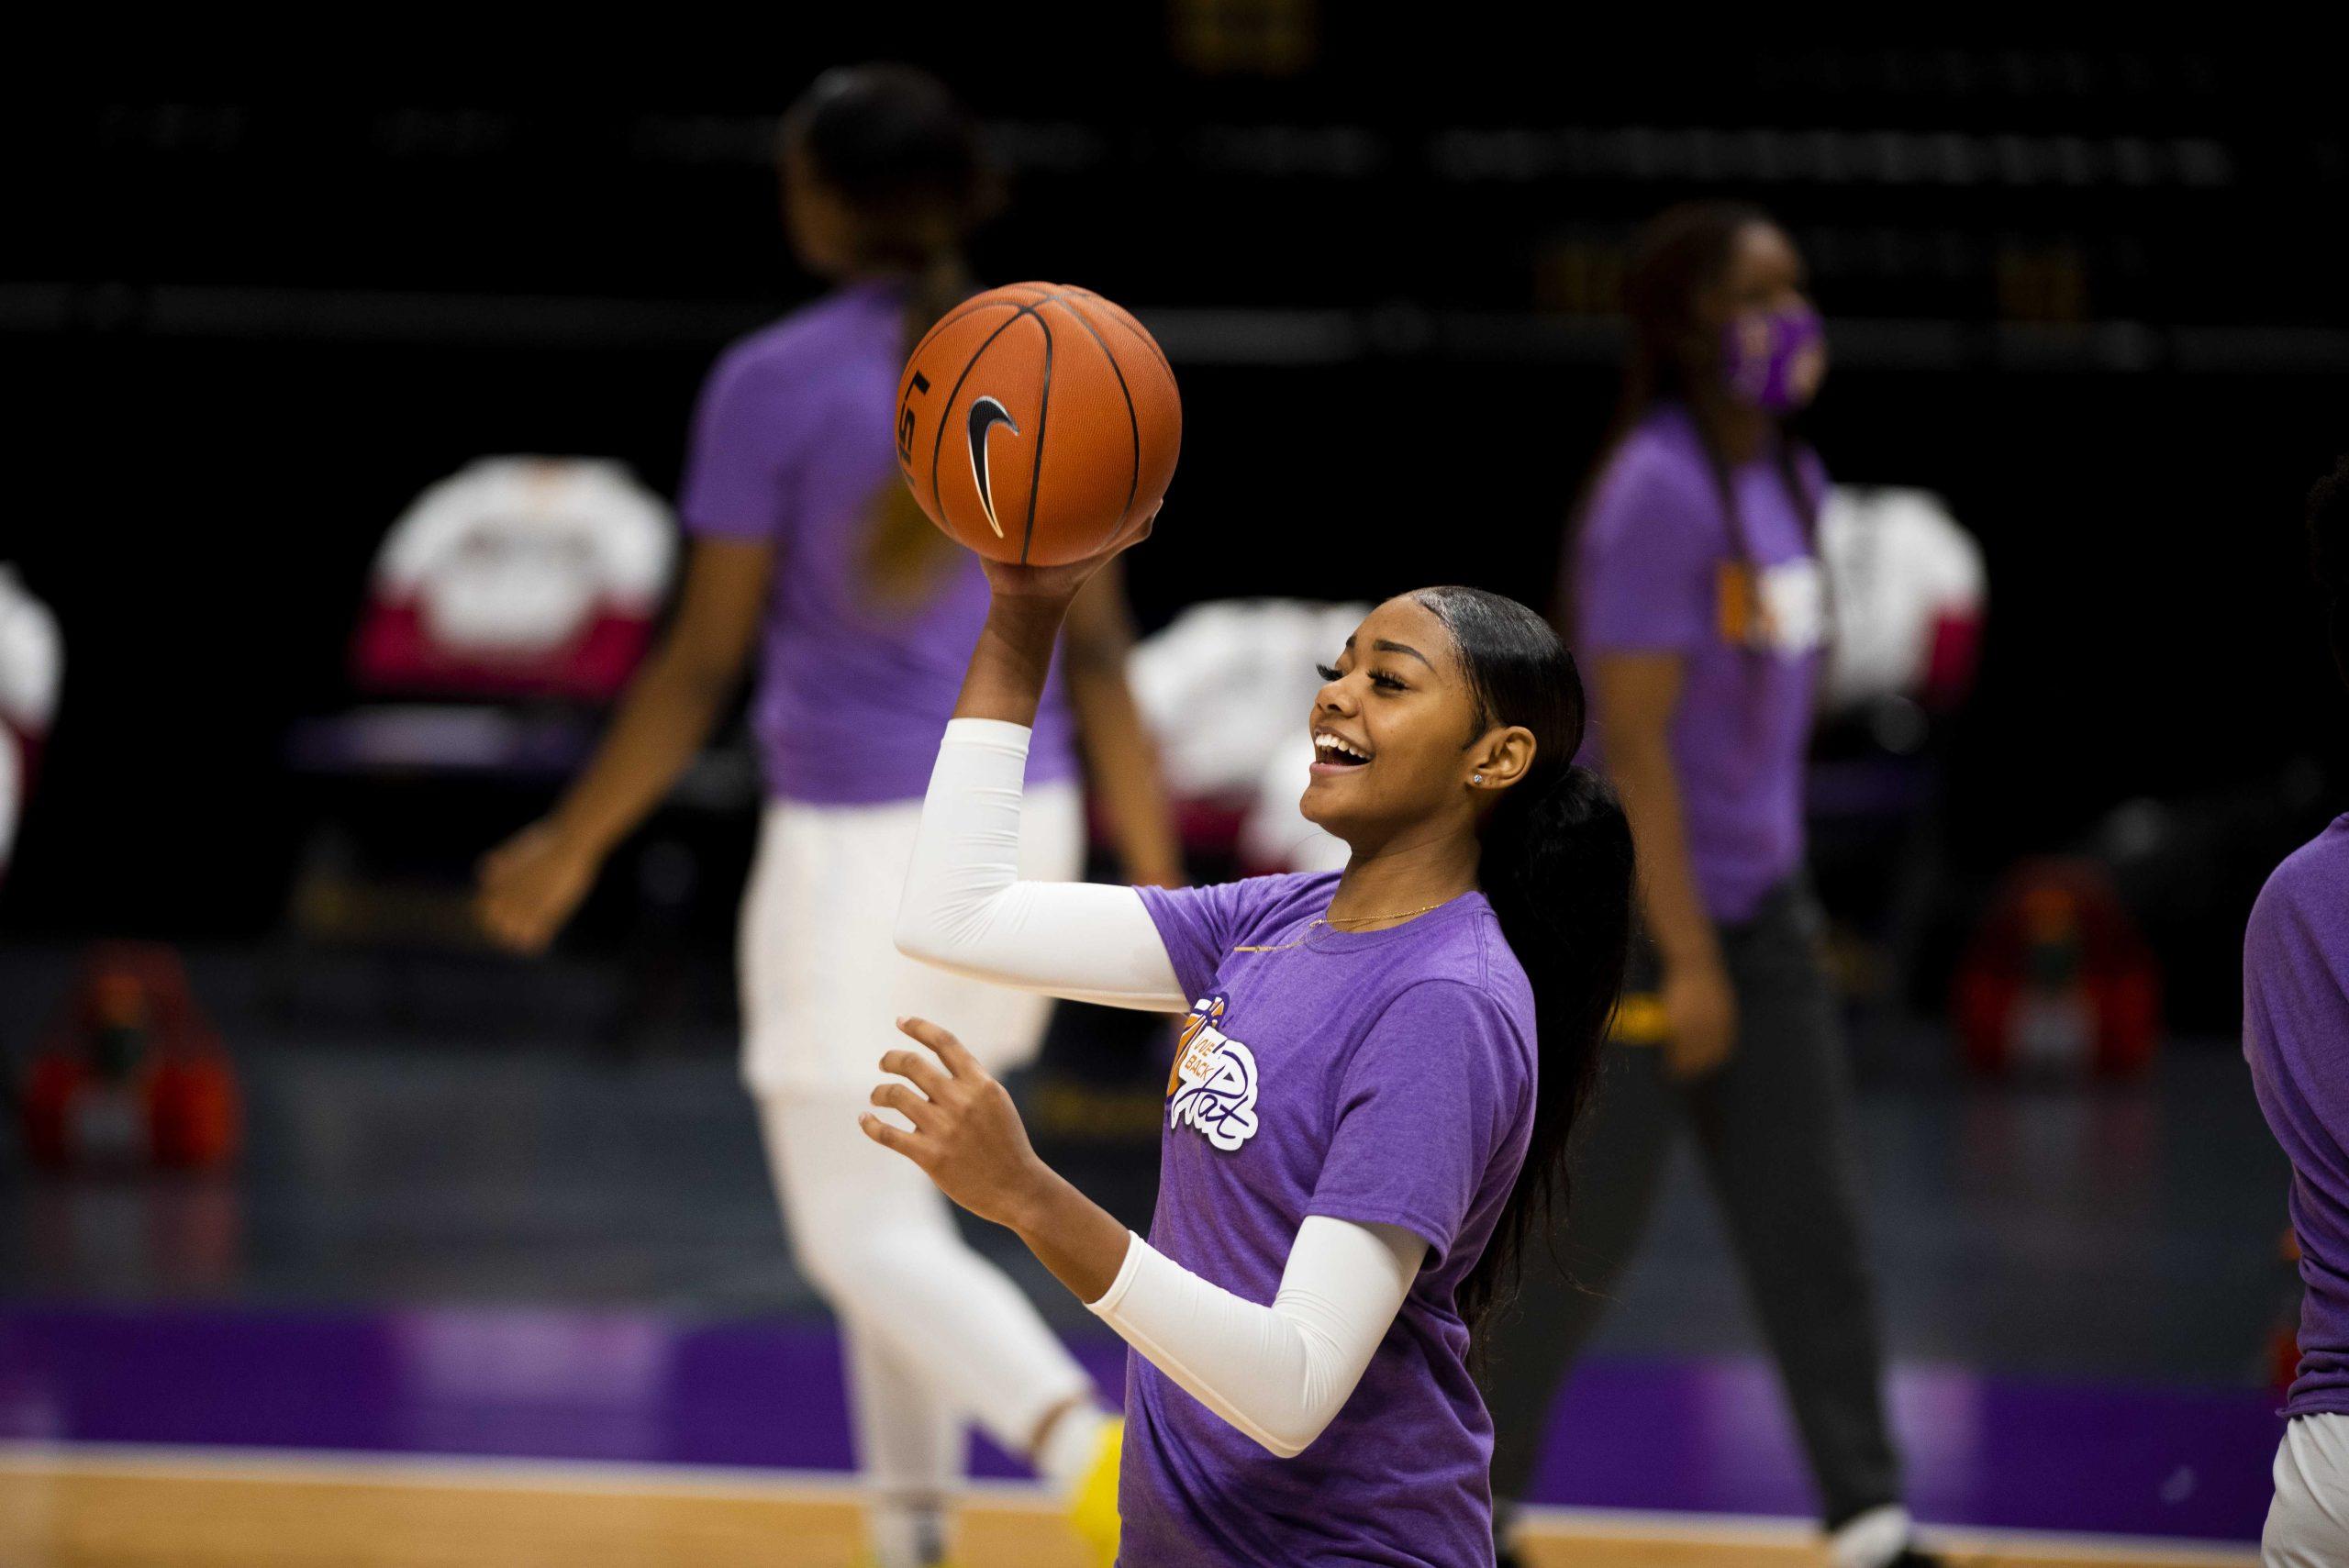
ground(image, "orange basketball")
xmin=895 ymin=283 xmax=1181 ymax=565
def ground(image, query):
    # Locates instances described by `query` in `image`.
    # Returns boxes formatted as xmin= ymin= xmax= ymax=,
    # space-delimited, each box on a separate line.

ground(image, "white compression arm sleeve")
xmin=894 ymin=717 xmax=1189 ymax=1012
xmin=1086 ymin=1217 xmax=1426 ymax=1460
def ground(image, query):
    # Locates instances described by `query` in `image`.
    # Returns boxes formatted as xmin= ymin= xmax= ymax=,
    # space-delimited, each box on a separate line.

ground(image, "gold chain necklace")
xmin=1232 ymin=901 xmax=1451 ymax=953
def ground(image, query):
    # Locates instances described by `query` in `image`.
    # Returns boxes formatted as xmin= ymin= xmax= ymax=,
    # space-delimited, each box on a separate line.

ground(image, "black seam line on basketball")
xmin=904 ymin=285 xmax=1055 ymax=392
xmin=927 ymin=305 xmax=1043 ymax=517
xmin=1042 ymin=296 xmax=1139 ymax=533
xmin=907 ymin=298 xmax=1018 ymax=484
xmin=913 ymin=296 xmax=1012 ymax=354
xmin=908 ymin=295 xmax=1020 ymax=366
xmin=921 ymin=289 xmax=1076 ymax=505
xmin=1020 ymin=307 xmax=1055 ymax=566
xmin=1065 ymin=287 xmax=1173 ymax=379
xmin=919 ymin=289 xmax=1078 ymax=538
xmin=984 ymin=291 xmax=1085 ymax=562
xmin=1074 ymin=292 xmax=1175 ymax=383
xmin=1003 ymin=294 xmax=1098 ymax=563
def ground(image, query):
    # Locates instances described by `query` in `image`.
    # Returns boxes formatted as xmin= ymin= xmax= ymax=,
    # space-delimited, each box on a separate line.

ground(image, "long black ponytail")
xmin=780 ymin=64 xmax=1000 ymax=606
xmin=1410 ymin=586 xmax=1636 ymax=1332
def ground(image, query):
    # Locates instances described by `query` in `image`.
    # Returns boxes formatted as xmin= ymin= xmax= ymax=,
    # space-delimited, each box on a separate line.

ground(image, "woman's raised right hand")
xmin=976 ymin=506 xmax=1156 ymax=610
xmin=475 ymin=820 xmax=600 ymax=953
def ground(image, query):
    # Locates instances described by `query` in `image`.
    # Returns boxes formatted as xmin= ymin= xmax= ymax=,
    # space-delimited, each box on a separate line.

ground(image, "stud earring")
xmin=1472 ymin=773 xmax=1484 ymax=784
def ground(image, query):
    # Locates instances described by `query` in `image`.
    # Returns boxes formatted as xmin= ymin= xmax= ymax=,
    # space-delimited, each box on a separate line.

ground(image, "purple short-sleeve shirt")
xmin=679 ymin=282 xmax=1077 ymax=804
xmin=1574 ymin=404 xmax=1826 ymax=921
xmin=2244 ymin=814 xmax=2349 ymax=1418
xmin=1127 ymin=872 xmax=1537 ymax=1566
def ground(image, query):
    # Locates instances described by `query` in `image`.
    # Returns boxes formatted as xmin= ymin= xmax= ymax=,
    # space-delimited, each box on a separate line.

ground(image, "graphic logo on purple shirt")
xmin=1720 ymin=556 xmax=1828 ymax=655
xmin=1168 ymin=994 xmax=1260 ymax=1152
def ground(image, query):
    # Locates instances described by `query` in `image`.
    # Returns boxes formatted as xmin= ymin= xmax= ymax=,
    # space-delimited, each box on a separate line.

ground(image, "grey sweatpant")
xmin=1476 ymin=880 xmax=1902 ymax=1529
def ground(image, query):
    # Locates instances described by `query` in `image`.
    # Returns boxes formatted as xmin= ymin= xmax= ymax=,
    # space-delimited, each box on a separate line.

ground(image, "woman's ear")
xmin=1469 ymin=726 xmax=1538 ymax=791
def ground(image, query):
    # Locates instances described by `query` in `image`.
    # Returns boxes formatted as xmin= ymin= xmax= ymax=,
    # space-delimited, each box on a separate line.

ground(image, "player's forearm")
xmin=1085 ymin=1217 xmax=1421 ymax=1459
xmin=954 ymin=597 xmax=1070 ymax=726
xmin=1007 ymin=1165 xmax=1135 ymax=1306
xmin=1606 ymin=738 xmax=1720 ymax=970
xmin=1067 ymin=664 xmax=1184 ymax=886
xmin=551 ymin=652 xmax=735 ymax=858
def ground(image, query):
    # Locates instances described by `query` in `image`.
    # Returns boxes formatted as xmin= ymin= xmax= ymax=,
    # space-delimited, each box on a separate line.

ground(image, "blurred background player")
xmin=0 ymin=564 xmax=62 ymax=884
xmin=473 ymin=64 xmax=1178 ymax=1568
xmin=2247 ymin=456 xmax=2349 ymax=1566
xmin=1479 ymin=202 xmax=1937 ymax=1568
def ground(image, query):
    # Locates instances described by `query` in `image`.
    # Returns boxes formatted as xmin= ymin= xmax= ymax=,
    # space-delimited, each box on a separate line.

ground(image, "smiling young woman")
xmin=858 ymin=516 xmax=1635 ymax=1567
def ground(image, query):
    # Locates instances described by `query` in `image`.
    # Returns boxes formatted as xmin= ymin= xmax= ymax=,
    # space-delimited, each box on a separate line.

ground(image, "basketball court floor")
xmin=0 ymin=953 xmax=2292 ymax=1566
xmin=0 ymin=1450 xmax=2263 ymax=1567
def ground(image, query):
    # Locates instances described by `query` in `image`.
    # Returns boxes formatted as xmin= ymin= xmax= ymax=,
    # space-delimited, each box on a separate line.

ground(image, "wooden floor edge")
xmin=0 ymin=1441 xmax=2260 ymax=1565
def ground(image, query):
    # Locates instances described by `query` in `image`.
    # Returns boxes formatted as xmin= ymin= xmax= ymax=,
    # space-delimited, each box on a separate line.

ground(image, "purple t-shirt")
xmin=1573 ymin=404 xmax=1827 ymax=922
xmin=1129 ymin=872 xmax=1537 ymax=1567
xmin=2244 ymin=813 xmax=2349 ymax=1418
xmin=679 ymin=282 xmax=1078 ymax=805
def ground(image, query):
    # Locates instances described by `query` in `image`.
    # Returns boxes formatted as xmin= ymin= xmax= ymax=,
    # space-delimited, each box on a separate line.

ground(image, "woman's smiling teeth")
xmin=1314 ymin=732 xmax=1371 ymax=767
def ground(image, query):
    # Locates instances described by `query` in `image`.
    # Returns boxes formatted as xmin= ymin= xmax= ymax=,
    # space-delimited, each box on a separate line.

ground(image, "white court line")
xmin=1513 ymin=1501 xmax=2259 ymax=1566
xmin=0 ymin=1441 xmax=2260 ymax=1563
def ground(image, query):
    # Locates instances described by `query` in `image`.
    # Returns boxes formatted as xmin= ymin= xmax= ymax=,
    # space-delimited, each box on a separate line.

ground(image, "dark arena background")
xmin=2 ymin=22 xmax=2345 ymax=1568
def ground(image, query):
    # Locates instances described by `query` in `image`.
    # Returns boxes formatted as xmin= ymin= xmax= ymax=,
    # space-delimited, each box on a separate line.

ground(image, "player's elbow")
xmin=1250 ymin=1426 xmax=1318 ymax=1461
xmin=893 ymin=900 xmax=988 ymax=973
xmin=891 ymin=906 xmax=947 ymax=967
xmin=1241 ymin=1404 xmax=1333 ymax=1461
xmin=1230 ymin=1323 xmax=1360 ymax=1458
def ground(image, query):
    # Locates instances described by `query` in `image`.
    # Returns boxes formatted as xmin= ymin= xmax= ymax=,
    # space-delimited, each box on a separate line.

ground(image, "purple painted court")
xmin=0 ymin=1303 xmax=2280 ymax=1542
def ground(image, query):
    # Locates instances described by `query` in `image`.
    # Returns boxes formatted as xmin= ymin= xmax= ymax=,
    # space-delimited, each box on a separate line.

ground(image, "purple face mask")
xmin=1720 ymin=304 xmax=1826 ymax=413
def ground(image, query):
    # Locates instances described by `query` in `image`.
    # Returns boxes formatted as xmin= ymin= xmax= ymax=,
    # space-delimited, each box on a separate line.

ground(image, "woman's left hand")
xmin=863 ymin=1017 xmax=1055 ymax=1229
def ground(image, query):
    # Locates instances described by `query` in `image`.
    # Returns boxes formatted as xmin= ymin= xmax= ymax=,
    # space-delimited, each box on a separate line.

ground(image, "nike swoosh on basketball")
xmin=966 ymin=395 xmax=1019 ymax=539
